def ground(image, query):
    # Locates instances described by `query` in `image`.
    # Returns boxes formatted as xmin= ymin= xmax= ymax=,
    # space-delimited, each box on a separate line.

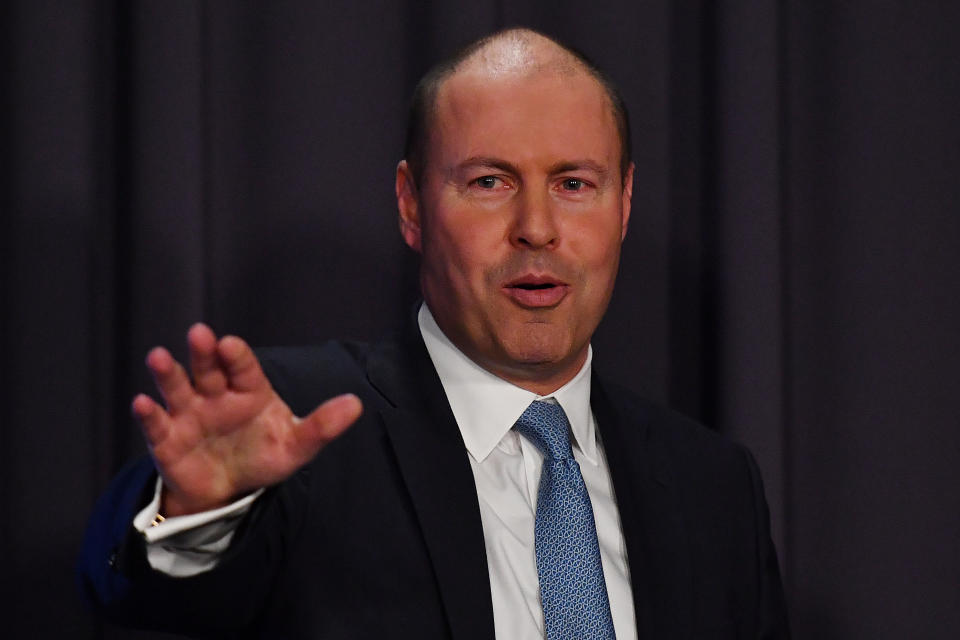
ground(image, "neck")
xmin=417 ymin=303 xmax=591 ymax=397
xmin=481 ymin=351 xmax=588 ymax=396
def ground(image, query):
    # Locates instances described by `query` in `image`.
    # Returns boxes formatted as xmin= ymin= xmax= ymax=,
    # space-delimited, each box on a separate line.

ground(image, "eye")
xmin=561 ymin=178 xmax=585 ymax=191
xmin=473 ymin=176 xmax=501 ymax=189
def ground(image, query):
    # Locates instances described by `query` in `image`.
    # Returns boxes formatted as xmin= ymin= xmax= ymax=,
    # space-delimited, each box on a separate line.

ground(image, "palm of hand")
xmin=133 ymin=324 xmax=361 ymax=516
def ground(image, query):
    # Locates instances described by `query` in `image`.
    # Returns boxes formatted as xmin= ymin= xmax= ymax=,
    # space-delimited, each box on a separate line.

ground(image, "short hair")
xmin=403 ymin=28 xmax=633 ymax=187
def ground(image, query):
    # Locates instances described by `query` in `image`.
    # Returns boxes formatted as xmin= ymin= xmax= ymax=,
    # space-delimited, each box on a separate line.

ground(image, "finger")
xmin=294 ymin=394 xmax=363 ymax=456
xmin=187 ymin=323 xmax=228 ymax=396
xmin=146 ymin=346 xmax=196 ymax=414
xmin=217 ymin=335 xmax=269 ymax=393
xmin=132 ymin=393 xmax=171 ymax=448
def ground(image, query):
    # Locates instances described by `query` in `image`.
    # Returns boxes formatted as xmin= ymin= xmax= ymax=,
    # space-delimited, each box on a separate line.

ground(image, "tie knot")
xmin=513 ymin=401 xmax=574 ymax=460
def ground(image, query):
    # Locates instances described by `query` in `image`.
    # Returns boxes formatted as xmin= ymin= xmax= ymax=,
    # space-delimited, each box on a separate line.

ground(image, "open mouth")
xmin=503 ymin=276 xmax=569 ymax=308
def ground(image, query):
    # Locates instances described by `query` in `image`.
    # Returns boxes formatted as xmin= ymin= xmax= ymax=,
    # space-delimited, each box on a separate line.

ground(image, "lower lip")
xmin=503 ymin=285 xmax=569 ymax=308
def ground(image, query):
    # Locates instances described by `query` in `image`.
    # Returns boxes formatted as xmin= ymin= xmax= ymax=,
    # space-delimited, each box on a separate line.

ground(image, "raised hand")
xmin=132 ymin=323 xmax=362 ymax=517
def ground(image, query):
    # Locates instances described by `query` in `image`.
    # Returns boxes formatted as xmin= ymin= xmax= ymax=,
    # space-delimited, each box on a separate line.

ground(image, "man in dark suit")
xmin=80 ymin=28 xmax=789 ymax=639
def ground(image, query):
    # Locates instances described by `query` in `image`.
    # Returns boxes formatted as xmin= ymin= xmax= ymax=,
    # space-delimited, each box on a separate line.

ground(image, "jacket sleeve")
xmin=77 ymin=453 xmax=311 ymax=637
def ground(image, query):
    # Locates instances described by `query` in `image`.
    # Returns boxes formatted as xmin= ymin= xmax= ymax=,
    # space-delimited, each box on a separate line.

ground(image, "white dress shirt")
xmin=418 ymin=305 xmax=637 ymax=640
xmin=135 ymin=304 xmax=637 ymax=639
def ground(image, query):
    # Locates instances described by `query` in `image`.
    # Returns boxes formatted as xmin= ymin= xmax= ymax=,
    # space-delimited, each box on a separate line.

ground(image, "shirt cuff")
xmin=132 ymin=477 xmax=264 ymax=577
xmin=133 ymin=477 xmax=263 ymax=543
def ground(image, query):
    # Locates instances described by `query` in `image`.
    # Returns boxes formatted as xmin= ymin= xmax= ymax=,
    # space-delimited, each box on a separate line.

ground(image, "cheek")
xmin=568 ymin=229 xmax=623 ymax=297
xmin=423 ymin=221 xmax=494 ymax=296
xmin=430 ymin=210 xmax=504 ymax=271
xmin=567 ymin=221 xmax=622 ymax=265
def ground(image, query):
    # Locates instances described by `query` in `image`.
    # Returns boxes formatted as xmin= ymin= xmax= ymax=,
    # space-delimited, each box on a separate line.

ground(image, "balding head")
xmin=455 ymin=29 xmax=582 ymax=78
xmin=404 ymin=28 xmax=631 ymax=187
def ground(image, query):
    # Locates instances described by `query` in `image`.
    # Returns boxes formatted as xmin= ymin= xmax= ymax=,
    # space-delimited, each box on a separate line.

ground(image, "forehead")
xmin=428 ymin=68 xmax=618 ymax=170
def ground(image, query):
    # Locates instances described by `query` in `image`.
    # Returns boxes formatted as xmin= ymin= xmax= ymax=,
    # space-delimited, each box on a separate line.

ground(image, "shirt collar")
xmin=417 ymin=303 xmax=598 ymax=465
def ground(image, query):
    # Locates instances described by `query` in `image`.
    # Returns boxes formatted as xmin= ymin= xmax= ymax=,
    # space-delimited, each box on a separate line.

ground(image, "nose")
xmin=509 ymin=188 xmax=559 ymax=250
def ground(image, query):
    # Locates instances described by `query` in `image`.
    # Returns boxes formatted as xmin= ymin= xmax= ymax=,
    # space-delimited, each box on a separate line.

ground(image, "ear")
xmin=620 ymin=162 xmax=634 ymax=241
xmin=396 ymin=160 xmax=422 ymax=253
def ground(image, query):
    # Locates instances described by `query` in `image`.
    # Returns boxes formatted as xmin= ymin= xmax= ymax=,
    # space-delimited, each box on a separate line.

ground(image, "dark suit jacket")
xmin=79 ymin=323 xmax=790 ymax=639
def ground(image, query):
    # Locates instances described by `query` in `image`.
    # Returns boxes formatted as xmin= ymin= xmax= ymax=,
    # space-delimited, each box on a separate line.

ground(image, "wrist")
xmin=160 ymin=486 xmax=232 ymax=518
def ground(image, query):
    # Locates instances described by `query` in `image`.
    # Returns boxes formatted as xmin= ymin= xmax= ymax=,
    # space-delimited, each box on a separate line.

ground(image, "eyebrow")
xmin=452 ymin=156 xmax=610 ymax=179
xmin=452 ymin=156 xmax=521 ymax=177
xmin=546 ymin=160 xmax=610 ymax=180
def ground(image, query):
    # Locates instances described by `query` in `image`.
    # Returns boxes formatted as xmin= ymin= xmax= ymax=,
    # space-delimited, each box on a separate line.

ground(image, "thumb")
xmin=294 ymin=393 xmax=363 ymax=452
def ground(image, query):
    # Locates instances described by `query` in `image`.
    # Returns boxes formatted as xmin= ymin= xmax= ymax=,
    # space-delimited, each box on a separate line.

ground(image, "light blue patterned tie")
xmin=514 ymin=401 xmax=616 ymax=640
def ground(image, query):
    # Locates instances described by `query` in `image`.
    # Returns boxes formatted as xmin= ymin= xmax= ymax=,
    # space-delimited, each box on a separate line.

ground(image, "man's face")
xmin=397 ymin=68 xmax=633 ymax=394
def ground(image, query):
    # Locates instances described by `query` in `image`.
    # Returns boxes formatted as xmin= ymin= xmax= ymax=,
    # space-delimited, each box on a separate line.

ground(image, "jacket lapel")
xmin=366 ymin=325 xmax=495 ymax=640
xmin=361 ymin=319 xmax=693 ymax=640
xmin=592 ymin=374 xmax=694 ymax=640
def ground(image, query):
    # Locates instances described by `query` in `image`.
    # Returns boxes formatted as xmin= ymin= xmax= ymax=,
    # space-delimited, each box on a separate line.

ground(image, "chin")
xmin=498 ymin=325 xmax=576 ymax=368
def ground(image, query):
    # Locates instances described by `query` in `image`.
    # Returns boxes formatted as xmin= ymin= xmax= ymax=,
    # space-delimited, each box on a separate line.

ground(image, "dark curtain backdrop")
xmin=3 ymin=1 xmax=958 ymax=638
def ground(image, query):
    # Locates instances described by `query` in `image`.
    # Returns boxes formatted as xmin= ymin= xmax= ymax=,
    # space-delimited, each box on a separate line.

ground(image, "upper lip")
xmin=503 ymin=273 xmax=568 ymax=289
